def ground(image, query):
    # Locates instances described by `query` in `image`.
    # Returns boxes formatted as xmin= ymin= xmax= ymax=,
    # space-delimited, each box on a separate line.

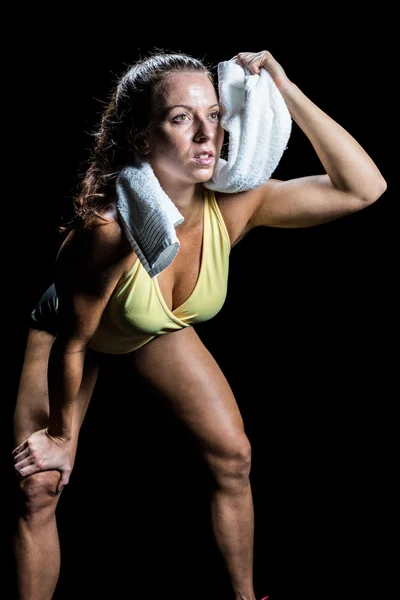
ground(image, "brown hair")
xmin=64 ymin=50 xmax=214 ymax=230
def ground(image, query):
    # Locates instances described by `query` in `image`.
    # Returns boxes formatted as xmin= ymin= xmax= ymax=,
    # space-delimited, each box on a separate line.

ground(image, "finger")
xmin=17 ymin=464 xmax=40 ymax=478
xmin=236 ymin=52 xmax=252 ymax=65
xmin=11 ymin=441 xmax=27 ymax=457
xmin=12 ymin=447 xmax=30 ymax=464
xmin=14 ymin=456 xmax=36 ymax=474
xmin=57 ymin=471 xmax=71 ymax=493
xmin=248 ymin=58 xmax=261 ymax=75
xmin=236 ymin=53 xmax=262 ymax=75
xmin=251 ymin=51 xmax=273 ymax=74
xmin=260 ymin=51 xmax=274 ymax=68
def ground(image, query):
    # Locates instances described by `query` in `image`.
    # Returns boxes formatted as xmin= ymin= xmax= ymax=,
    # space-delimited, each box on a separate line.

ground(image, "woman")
xmin=12 ymin=49 xmax=386 ymax=600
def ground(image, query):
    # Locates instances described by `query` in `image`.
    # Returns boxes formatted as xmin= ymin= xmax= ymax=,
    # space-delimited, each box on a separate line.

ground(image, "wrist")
xmin=47 ymin=430 xmax=72 ymax=443
xmin=47 ymin=423 xmax=72 ymax=442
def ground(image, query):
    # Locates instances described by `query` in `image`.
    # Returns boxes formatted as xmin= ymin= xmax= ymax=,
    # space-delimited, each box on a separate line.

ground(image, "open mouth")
xmin=194 ymin=152 xmax=214 ymax=165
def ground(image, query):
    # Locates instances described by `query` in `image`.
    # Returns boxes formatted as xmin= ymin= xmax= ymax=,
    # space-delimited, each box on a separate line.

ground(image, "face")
xmin=143 ymin=72 xmax=224 ymax=185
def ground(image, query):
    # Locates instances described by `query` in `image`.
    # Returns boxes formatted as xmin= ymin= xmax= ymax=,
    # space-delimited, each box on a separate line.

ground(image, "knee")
xmin=16 ymin=471 xmax=62 ymax=517
xmin=205 ymin=436 xmax=252 ymax=489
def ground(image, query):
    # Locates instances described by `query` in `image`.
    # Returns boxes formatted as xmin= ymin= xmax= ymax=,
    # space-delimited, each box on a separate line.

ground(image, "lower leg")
xmin=13 ymin=472 xmax=62 ymax=600
xmin=14 ymin=516 xmax=61 ymax=600
xmin=210 ymin=475 xmax=256 ymax=600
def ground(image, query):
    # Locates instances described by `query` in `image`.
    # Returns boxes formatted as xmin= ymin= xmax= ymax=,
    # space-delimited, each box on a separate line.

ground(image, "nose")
xmin=193 ymin=118 xmax=215 ymax=142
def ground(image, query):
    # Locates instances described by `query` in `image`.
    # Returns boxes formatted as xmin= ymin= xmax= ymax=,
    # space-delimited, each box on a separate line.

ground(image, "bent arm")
xmin=235 ymin=51 xmax=387 ymax=230
xmin=281 ymin=82 xmax=386 ymax=203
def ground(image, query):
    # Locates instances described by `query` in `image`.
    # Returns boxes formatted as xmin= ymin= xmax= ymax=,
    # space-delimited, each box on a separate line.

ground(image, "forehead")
xmin=156 ymin=72 xmax=218 ymax=105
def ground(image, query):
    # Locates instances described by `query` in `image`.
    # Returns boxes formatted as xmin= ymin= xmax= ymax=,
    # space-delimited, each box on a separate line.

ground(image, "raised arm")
xmin=12 ymin=217 xmax=132 ymax=491
xmin=235 ymin=50 xmax=387 ymax=230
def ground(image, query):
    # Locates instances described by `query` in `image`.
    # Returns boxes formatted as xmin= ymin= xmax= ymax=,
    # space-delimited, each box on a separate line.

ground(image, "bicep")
xmin=248 ymin=174 xmax=371 ymax=229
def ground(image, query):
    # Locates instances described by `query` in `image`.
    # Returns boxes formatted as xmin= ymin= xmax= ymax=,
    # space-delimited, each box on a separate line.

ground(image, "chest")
xmin=156 ymin=220 xmax=204 ymax=313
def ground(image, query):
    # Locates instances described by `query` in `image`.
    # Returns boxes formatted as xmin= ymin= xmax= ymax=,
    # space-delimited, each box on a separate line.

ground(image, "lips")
xmin=194 ymin=150 xmax=214 ymax=158
xmin=193 ymin=149 xmax=215 ymax=167
xmin=194 ymin=154 xmax=214 ymax=166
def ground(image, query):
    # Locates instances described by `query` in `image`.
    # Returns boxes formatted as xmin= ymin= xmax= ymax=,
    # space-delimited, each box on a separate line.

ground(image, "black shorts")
xmin=29 ymin=284 xmax=58 ymax=336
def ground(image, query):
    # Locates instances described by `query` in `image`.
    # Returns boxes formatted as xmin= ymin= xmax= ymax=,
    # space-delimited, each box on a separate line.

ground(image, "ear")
xmin=134 ymin=135 xmax=150 ymax=156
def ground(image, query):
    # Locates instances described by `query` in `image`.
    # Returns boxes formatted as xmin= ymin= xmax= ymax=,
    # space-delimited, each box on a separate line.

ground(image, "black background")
xmin=4 ymin=10 xmax=397 ymax=600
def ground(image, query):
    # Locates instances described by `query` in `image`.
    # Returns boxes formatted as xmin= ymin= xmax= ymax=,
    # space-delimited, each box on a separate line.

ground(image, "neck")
xmin=156 ymin=177 xmax=204 ymax=228
xmin=141 ymin=155 xmax=205 ymax=228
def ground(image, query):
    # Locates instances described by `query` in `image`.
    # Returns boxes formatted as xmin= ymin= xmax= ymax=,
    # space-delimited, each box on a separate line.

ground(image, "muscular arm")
xmin=12 ymin=217 xmax=132 ymax=487
xmin=47 ymin=218 xmax=131 ymax=440
xmin=233 ymin=51 xmax=387 ymax=232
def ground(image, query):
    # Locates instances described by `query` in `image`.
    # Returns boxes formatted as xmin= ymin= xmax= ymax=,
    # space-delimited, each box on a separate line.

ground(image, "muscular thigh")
xmin=130 ymin=327 xmax=247 ymax=457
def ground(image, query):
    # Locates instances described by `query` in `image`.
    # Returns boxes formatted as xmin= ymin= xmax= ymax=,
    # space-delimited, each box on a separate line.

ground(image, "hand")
xmin=235 ymin=50 xmax=290 ymax=90
xmin=12 ymin=428 xmax=72 ymax=492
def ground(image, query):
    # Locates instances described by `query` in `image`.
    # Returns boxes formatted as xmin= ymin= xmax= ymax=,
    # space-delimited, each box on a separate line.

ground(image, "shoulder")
xmin=214 ymin=179 xmax=281 ymax=247
xmin=60 ymin=209 xmax=129 ymax=252
xmin=56 ymin=210 xmax=133 ymax=275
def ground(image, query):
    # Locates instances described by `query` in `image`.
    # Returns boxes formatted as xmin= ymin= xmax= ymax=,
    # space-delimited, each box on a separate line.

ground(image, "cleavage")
xmin=156 ymin=219 xmax=204 ymax=312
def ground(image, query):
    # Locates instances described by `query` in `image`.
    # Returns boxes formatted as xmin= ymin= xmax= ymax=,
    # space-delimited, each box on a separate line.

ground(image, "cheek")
xmin=149 ymin=131 xmax=178 ymax=160
xmin=165 ymin=137 xmax=188 ymax=159
xmin=157 ymin=127 xmax=188 ymax=152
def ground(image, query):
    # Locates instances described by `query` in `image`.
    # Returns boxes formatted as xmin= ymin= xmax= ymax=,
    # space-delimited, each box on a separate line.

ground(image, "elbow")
xmin=378 ymin=176 xmax=388 ymax=196
xmin=343 ymin=176 xmax=387 ymax=216
xmin=364 ymin=176 xmax=387 ymax=205
xmin=351 ymin=176 xmax=387 ymax=207
xmin=52 ymin=335 xmax=89 ymax=356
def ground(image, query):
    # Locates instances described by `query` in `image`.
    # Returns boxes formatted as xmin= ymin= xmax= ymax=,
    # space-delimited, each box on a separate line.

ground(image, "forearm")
xmin=47 ymin=339 xmax=86 ymax=440
xmin=280 ymin=82 xmax=386 ymax=201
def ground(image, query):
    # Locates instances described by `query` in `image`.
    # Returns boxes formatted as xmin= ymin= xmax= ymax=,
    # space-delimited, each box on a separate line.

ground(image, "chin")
xmin=198 ymin=173 xmax=214 ymax=183
xmin=193 ymin=168 xmax=215 ymax=183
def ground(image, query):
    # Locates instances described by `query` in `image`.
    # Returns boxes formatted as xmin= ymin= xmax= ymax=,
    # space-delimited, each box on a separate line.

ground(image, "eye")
xmin=172 ymin=113 xmax=190 ymax=122
xmin=210 ymin=111 xmax=221 ymax=120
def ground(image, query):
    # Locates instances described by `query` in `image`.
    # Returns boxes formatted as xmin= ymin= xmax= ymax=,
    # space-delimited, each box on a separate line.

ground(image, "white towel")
xmin=116 ymin=158 xmax=183 ymax=278
xmin=116 ymin=57 xmax=292 ymax=278
xmin=204 ymin=57 xmax=292 ymax=192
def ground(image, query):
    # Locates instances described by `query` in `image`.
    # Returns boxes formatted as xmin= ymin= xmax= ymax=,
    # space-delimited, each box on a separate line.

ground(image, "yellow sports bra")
xmin=88 ymin=187 xmax=231 ymax=354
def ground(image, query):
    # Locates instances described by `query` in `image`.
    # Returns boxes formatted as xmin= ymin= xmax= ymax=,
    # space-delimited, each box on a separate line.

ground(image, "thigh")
xmin=13 ymin=328 xmax=99 ymax=460
xmin=130 ymin=327 xmax=248 ymax=457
